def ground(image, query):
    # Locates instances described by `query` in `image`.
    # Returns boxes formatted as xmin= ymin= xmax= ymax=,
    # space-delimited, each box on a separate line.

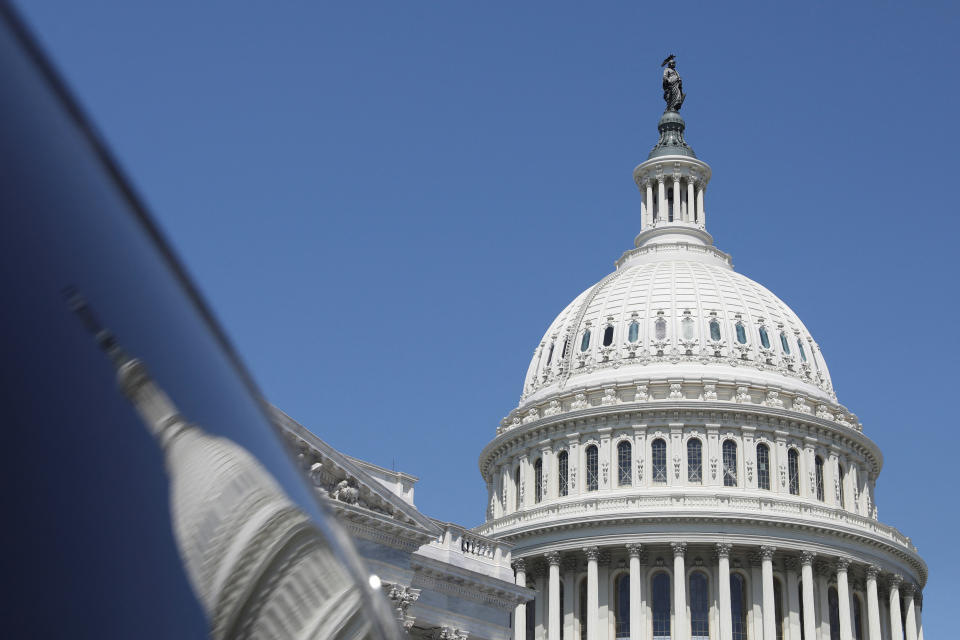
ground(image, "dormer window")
xmin=780 ymin=332 xmax=791 ymax=354
xmin=580 ymin=329 xmax=591 ymax=352
xmin=759 ymin=326 xmax=771 ymax=349
xmin=681 ymin=314 xmax=695 ymax=340
xmin=628 ymin=321 xmax=640 ymax=343
xmin=735 ymin=323 xmax=747 ymax=344
xmin=603 ymin=325 xmax=614 ymax=347
xmin=546 ymin=342 xmax=555 ymax=366
xmin=655 ymin=317 xmax=667 ymax=340
xmin=797 ymin=339 xmax=807 ymax=362
xmin=709 ymin=319 xmax=721 ymax=341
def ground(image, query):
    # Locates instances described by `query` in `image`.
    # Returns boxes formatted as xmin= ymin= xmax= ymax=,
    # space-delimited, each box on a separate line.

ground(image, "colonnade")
xmin=640 ymin=175 xmax=705 ymax=230
xmin=511 ymin=543 xmax=922 ymax=640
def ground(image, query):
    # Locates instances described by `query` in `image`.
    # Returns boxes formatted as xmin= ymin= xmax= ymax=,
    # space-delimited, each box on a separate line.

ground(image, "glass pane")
xmin=723 ymin=441 xmax=738 ymax=487
xmin=603 ymin=325 xmax=614 ymax=347
xmin=546 ymin=342 xmax=554 ymax=366
xmin=655 ymin=318 xmax=667 ymax=340
xmin=628 ymin=321 xmax=639 ymax=343
xmin=652 ymin=439 xmax=667 ymax=483
xmin=759 ymin=326 xmax=771 ymax=349
xmin=618 ymin=441 xmax=632 ymax=486
xmin=735 ymin=323 xmax=747 ymax=344
xmin=798 ymin=340 xmax=807 ymax=362
xmin=828 ymin=588 xmax=840 ymax=640
xmin=709 ymin=320 xmax=721 ymax=341
xmin=780 ymin=332 xmax=791 ymax=354
xmin=731 ymin=574 xmax=747 ymax=640
xmin=757 ymin=444 xmax=770 ymax=490
xmin=616 ymin=575 xmax=630 ymax=638
xmin=535 ymin=459 xmax=543 ymax=503
xmin=652 ymin=573 xmax=671 ymax=640
xmin=682 ymin=316 xmax=695 ymax=340
xmin=687 ymin=439 xmax=702 ymax=483
xmin=788 ymin=450 xmax=800 ymax=495
xmin=580 ymin=330 xmax=591 ymax=352
xmin=586 ymin=446 xmax=598 ymax=491
xmin=558 ymin=451 xmax=569 ymax=497
xmin=815 ymin=457 xmax=825 ymax=501
xmin=690 ymin=572 xmax=709 ymax=640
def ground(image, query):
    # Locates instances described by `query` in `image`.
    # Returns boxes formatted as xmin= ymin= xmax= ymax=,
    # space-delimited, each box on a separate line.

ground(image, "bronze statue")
xmin=661 ymin=54 xmax=685 ymax=111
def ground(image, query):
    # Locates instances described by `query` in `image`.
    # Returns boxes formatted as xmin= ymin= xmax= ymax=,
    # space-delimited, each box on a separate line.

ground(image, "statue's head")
xmin=661 ymin=54 xmax=677 ymax=69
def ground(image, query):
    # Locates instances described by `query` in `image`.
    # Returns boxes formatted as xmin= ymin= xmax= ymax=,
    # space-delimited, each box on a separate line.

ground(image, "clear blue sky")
xmin=19 ymin=1 xmax=958 ymax=634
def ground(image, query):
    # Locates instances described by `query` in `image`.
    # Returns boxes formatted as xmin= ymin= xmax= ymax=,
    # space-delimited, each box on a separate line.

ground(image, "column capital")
xmin=545 ymin=551 xmax=561 ymax=567
xmin=715 ymin=542 xmax=733 ymax=558
xmin=888 ymin=573 xmax=903 ymax=589
xmin=759 ymin=545 xmax=777 ymax=561
xmin=866 ymin=564 xmax=881 ymax=580
xmin=671 ymin=541 xmax=687 ymax=557
xmin=799 ymin=550 xmax=817 ymax=567
xmin=835 ymin=557 xmax=851 ymax=573
xmin=626 ymin=543 xmax=642 ymax=558
xmin=512 ymin=558 xmax=527 ymax=573
xmin=583 ymin=546 xmax=600 ymax=562
xmin=901 ymin=582 xmax=916 ymax=597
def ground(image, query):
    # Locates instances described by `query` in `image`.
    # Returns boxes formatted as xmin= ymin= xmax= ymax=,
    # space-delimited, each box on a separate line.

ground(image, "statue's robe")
xmin=662 ymin=68 xmax=685 ymax=111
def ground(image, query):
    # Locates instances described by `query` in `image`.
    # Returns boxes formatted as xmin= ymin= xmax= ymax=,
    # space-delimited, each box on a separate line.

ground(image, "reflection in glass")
xmin=628 ymin=321 xmax=639 ymax=343
xmin=735 ymin=323 xmax=747 ymax=344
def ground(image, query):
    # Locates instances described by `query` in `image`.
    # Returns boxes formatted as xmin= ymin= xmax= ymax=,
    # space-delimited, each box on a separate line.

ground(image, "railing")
xmin=420 ymin=520 xmax=515 ymax=582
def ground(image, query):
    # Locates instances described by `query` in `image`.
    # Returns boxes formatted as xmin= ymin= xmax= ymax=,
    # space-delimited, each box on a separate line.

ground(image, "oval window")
xmin=628 ymin=321 xmax=639 ymax=343
xmin=759 ymin=326 xmax=770 ymax=349
xmin=681 ymin=316 xmax=695 ymax=340
xmin=797 ymin=339 xmax=807 ymax=362
xmin=655 ymin=318 xmax=667 ymax=340
xmin=603 ymin=325 xmax=614 ymax=347
xmin=780 ymin=332 xmax=790 ymax=354
xmin=580 ymin=329 xmax=591 ymax=352
xmin=735 ymin=323 xmax=747 ymax=344
xmin=709 ymin=319 xmax=721 ymax=341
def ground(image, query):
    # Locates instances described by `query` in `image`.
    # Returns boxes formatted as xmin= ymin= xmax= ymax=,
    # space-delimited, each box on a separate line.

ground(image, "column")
xmin=888 ymin=574 xmax=903 ymax=640
xmin=760 ymin=546 xmax=776 ymax=640
xmin=716 ymin=543 xmax=733 ymax=640
xmin=563 ymin=559 xmax=576 ymax=640
xmin=903 ymin=584 xmax=917 ymax=640
xmin=672 ymin=542 xmax=687 ymax=640
xmin=785 ymin=558 xmax=802 ymax=640
xmin=836 ymin=559 xmax=853 ymax=640
xmin=646 ymin=181 xmax=655 ymax=227
xmin=800 ymin=552 xmax=817 ymax=640
xmin=657 ymin=178 xmax=667 ymax=224
xmin=627 ymin=545 xmax=643 ymax=640
xmin=866 ymin=565 xmax=882 ymax=640
xmin=751 ymin=556 xmax=764 ymax=640
xmin=547 ymin=552 xmax=561 ymax=640
xmin=686 ymin=178 xmax=695 ymax=223
xmin=514 ymin=559 xmax=528 ymax=640
xmin=585 ymin=547 xmax=599 ymax=640
xmin=672 ymin=176 xmax=681 ymax=223
xmin=916 ymin=594 xmax=924 ymax=640
xmin=696 ymin=182 xmax=705 ymax=227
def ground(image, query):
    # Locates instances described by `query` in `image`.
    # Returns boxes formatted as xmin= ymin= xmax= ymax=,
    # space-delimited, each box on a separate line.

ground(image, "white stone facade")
xmin=477 ymin=112 xmax=926 ymax=640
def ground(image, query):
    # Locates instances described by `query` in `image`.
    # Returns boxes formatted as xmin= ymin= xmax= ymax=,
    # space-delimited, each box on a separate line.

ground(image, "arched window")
xmin=730 ymin=573 xmax=747 ymax=640
xmin=579 ymin=578 xmax=587 ymax=640
xmin=838 ymin=464 xmax=846 ymax=508
xmin=690 ymin=572 xmax=709 ymax=640
xmin=798 ymin=339 xmax=807 ymax=362
xmin=655 ymin=317 xmax=667 ymax=340
xmin=780 ymin=332 xmax=791 ymax=354
xmin=735 ymin=323 xmax=747 ymax=344
xmin=534 ymin=459 xmax=543 ymax=503
xmin=558 ymin=450 xmax=569 ymax=497
xmin=853 ymin=595 xmax=864 ymax=640
xmin=526 ymin=589 xmax=536 ymax=640
xmin=514 ymin=466 xmax=521 ymax=509
xmin=723 ymin=440 xmax=738 ymax=487
xmin=603 ymin=325 xmax=615 ymax=347
xmin=815 ymin=456 xmax=825 ymax=501
xmin=546 ymin=342 xmax=555 ymax=366
xmin=652 ymin=572 xmax=671 ymax=640
xmin=615 ymin=573 xmax=630 ymax=639
xmin=788 ymin=449 xmax=800 ymax=495
xmin=759 ymin=326 xmax=771 ymax=349
xmin=757 ymin=443 xmax=771 ymax=490
xmin=580 ymin=329 xmax=591 ymax=352
xmin=709 ymin=319 xmax=721 ymax=341
xmin=652 ymin=438 xmax=667 ymax=484
xmin=687 ymin=438 xmax=703 ymax=483
xmin=828 ymin=587 xmax=840 ymax=640
xmin=774 ymin=578 xmax=785 ymax=640
xmin=586 ymin=445 xmax=598 ymax=492
xmin=628 ymin=321 xmax=640 ymax=343
xmin=617 ymin=441 xmax=632 ymax=486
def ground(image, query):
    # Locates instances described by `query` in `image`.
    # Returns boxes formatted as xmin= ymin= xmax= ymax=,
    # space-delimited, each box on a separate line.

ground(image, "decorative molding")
xmin=715 ymin=543 xmax=733 ymax=559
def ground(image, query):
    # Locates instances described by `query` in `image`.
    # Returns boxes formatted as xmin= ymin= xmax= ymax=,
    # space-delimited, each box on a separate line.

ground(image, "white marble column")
xmin=916 ymin=594 xmax=924 ymax=640
xmin=645 ymin=181 xmax=655 ymax=228
xmin=686 ymin=178 xmax=695 ymax=223
xmin=866 ymin=565 xmax=882 ymax=640
xmin=672 ymin=177 xmax=682 ymax=223
xmin=657 ymin=178 xmax=667 ymax=224
xmin=627 ymin=545 xmax=643 ymax=640
xmin=716 ymin=543 xmax=733 ymax=640
xmin=760 ymin=546 xmax=776 ymax=640
xmin=563 ymin=561 xmax=576 ymax=640
xmin=514 ymin=559 xmax=528 ymax=640
xmin=799 ymin=552 xmax=817 ymax=640
xmin=889 ymin=574 xmax=903 ymax=640
xmin=547 ymin=552 xmax=561 ymax=640
xmin=672 ymin=542 xmax=687 ymax=640
xmin=836 ymin=559 xmax=853 ymax=640
xmin=585 ymin=547 xmax=599 ymax=640
xmin=696 ymin=183 xmax=705 ymax=227
xmin=903 ymin=584 xmax=918 ymax=640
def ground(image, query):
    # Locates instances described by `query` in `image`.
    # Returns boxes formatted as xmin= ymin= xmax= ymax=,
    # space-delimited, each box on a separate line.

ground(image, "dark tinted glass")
xmin=0 ymin=8 xmax=397 ymax=639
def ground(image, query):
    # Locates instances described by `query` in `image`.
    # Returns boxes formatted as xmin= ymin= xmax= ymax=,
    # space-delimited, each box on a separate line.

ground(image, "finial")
xmin=64 ymin=286 xmax=127 ymax=366
xmin=661 ymin=54 xmax=685 ymax=112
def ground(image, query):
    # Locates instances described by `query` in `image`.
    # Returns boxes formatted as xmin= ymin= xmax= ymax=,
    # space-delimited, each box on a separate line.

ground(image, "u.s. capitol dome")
xmin=476 ymin=71 xmax=926 ymax=640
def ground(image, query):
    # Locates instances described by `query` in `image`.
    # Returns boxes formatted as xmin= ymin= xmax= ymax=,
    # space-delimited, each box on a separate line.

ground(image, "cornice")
xmin=410 ymin=555 xmax=533 ymax=609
